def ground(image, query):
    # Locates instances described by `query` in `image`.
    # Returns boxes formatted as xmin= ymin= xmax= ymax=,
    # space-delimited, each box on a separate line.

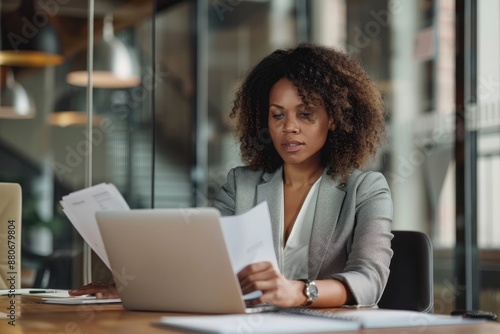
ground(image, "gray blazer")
xmin=212 ymin=166 xmax=393 ymax=307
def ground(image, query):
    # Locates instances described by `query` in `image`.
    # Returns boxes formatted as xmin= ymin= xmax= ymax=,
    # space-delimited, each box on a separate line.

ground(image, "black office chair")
xmin=378 ymin=230 xmax=434 ymax=313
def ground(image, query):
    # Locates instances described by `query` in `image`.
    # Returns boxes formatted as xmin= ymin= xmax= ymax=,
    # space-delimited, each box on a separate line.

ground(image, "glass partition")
xmin=333 ymin=0 xmax=499 ymax=316
xmin=202 ymin=0 xmax=306 ymax=204
xmin=1 ymin=0 xmax=159 ymax=288
xmin=477 ymin=0 xmax=500 ymax=316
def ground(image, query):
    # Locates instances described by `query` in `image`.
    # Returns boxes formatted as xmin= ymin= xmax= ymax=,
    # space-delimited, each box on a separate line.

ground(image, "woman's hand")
xmin=68 ymin=282 xmax=119 ymax=299
xmin=237 ymin=261 xmax=305 ymax=308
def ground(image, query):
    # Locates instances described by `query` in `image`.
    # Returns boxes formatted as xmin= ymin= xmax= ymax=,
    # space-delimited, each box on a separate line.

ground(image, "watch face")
xmin=306 ymin=282 xmax=319 ymax=301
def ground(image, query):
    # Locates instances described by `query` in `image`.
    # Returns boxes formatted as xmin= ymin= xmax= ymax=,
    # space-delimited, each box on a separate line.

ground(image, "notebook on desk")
xmin=96 ymin=207 xmax=276 ymax=314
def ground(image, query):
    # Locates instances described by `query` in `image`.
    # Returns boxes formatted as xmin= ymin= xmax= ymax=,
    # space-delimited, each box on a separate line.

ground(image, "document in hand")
xmin=60 ymin=183 xmax=130 ymax=269
xmin=219 ymin=201 xmax=279 ymax=273
xmin=219 ymin=201 xmax=279 ymax=301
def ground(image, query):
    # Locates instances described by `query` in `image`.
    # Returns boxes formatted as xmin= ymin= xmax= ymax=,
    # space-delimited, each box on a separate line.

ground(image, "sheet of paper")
xmin=60 ymin=183 xmax=130 ymax=268
xmin=219 ymin=202 xmax=279 ymax=300
xmin=157 ymin=314 xmax=361 ymax=334
xmin=219 ymin=201 xmax=279 ymax=274
xmin=331 ymin=309 xmax=484 ymax=328
xmin=0 ymin=289 xmax=120 ymax=305
xmin=0 ymin=288 xmax=121 ymax=305
xmin=42 ymin=297 xmax=122 ymax=305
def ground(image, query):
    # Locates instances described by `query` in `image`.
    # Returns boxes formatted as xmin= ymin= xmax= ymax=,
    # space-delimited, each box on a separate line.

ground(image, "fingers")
xmin=240 ymin=273 xmax=277 ymax=295
xmin=95 ymin=290 xmax=118 ymax=299
xmin=68 ymin=282 xmax=117 ymax=298
xmin=94 ymin=284 xmax=119 ymax=299
xmin=238 ymin=263 xmax=276 ymax=293
xmin=237 ymin=262 xmax=284 ymax=301
xmin=237 ymin=263 xmax=303 ymax=308
xmin=244 ymin=279 xmax=303 ymax=308
xmin=68 ymin=282 xmax=97 ymax=296
xmin=237 ymin=261 xmax=273 ymax=280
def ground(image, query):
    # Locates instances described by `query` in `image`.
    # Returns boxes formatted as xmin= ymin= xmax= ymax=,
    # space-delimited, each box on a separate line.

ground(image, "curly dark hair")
xmin=230 ymin=43 xmax=385 ymax=182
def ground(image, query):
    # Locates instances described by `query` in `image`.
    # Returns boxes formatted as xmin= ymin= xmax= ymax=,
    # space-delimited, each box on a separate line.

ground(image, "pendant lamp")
xmin=0 ymin=67 xmax=36 ymax=118
xmin=66 ymin=15 xmax=140 ymax=89
xmin=49 ymin=88 xmax=102 ymax=127
xmin=0 ymin=0 xmax=64 ymax=67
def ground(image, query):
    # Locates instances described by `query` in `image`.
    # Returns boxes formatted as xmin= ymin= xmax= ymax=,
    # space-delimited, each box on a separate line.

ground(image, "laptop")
xmin=96 ymin=208 xmax=276 ymax=314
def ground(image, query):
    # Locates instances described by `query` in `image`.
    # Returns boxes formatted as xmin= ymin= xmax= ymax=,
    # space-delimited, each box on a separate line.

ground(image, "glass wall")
xmin=201 ymin=0 xmax=307 ymax=204
xmin=309 ymin=0 xmax=498 ymax=315
xmin=1 ymin=0 xmax=160 ymax=287
xmin=477 ymin=0 xmax=500 ymax=315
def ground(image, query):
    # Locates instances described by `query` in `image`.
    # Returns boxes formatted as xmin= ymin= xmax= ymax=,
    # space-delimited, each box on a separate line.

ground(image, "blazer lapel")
xmin=256 ymin=167 xmax=283 ymax=261
xmin=308 ymin=171 xmax=346 ymax=278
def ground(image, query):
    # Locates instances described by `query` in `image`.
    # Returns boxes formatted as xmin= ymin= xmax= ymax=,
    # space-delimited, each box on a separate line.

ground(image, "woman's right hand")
xmin=68 ymin=282 xmax=119 ymax=299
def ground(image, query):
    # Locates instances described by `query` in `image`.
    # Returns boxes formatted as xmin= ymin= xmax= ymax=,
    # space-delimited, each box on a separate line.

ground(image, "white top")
xmin=280 ymin=176 xmax=322 ymax=280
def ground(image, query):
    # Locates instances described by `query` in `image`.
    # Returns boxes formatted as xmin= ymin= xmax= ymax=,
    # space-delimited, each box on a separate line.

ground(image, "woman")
xmin=70 ymin=43 xmax=393 ymax=308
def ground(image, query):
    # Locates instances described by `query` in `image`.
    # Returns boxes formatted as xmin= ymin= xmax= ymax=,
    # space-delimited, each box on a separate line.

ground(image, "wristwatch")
xmin=299 ymin=279 xmax=318 ymax=306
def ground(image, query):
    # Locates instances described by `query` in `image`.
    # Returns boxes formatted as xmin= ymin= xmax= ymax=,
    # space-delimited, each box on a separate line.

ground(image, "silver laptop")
xmin=96 ymin=208 xmax=276 ymax=314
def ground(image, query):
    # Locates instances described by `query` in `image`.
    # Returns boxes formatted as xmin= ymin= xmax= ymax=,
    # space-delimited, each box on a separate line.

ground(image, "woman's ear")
xmin=328 ymin=118 xmax=336 ymax=131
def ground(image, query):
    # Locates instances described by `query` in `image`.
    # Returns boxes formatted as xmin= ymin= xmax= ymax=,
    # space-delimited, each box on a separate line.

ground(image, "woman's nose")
xmin=283 ymin=116 xmax=299 ymax=133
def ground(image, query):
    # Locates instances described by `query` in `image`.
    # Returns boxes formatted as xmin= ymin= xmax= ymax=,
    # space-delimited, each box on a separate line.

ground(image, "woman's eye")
xmin=300 ymin=113 xmax=312 ymax=119
xmin=272 ymin=114 xmax=284 ymax=120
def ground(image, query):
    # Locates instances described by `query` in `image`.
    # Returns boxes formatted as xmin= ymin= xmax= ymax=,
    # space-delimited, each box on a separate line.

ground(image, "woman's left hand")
xmin=237 ymin=261 xmax=305 ymax=308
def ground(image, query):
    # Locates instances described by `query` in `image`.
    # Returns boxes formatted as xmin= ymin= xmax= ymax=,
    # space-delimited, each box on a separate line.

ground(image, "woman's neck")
xmin=282 ymin=163 xmax=324 ymax=188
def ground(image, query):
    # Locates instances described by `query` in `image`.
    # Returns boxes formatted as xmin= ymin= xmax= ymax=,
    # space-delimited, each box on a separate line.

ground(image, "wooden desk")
xmin=1 ymin=296 xmax=499 ymax=334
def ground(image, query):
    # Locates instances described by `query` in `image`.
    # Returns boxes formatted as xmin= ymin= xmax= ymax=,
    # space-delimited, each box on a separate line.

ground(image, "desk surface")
xmin=1 ymin=296 xmax=499 ymax=334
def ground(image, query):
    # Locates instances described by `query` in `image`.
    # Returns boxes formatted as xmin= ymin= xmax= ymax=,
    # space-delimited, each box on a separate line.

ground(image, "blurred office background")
xmin=0 ymin=0 xmax=498 ymax=315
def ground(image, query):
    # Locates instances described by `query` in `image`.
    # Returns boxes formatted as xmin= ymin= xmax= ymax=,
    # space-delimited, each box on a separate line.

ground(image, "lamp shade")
xmin=49 ymin=111 xmax=103 ymax=127
xmin=66 ymin=15 xmax=140 ymax=88
xmin=0 ymin=68 xmax=36 ymax=118
xmin=49 ymin=88 xmax=102 ymax=127
xmin=0 ymin=0 xmax=64 ymax=67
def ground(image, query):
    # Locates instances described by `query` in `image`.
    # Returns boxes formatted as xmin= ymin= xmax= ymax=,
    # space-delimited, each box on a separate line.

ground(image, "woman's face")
xmin=268 ymin=78 xmax=334 ymax=169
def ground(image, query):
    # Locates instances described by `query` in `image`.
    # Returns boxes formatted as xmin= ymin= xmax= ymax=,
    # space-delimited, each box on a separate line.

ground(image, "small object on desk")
xmin=451 ymin=310 xmax=498 ymax=321
xmin=0 ymin=289 xmax=69 ymax=297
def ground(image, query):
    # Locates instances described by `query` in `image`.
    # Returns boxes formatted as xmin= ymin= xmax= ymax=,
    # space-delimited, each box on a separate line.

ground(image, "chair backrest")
xmin=378 ymin=230 xmax=434 ymax=313
xmin=0 ymin=183 xmax=22 ymax=289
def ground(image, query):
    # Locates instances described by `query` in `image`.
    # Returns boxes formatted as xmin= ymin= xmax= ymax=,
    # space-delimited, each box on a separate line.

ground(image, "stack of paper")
xmin=42 ymin=296 xmax=121 ymax=305
xmin=60 ymin=183 xmax=130 ymax=269
xmin=156 ymin=309 xmax=483 ymax=333
xmin=0 ymin=288 xmax=122 ymax=305
xmin=157 ymin=313 xmax=361 ymax=333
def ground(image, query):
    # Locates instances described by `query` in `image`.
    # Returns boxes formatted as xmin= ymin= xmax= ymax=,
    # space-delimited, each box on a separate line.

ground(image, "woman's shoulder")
xmin=342 ymin=169 xmax=390 ymax=193
xmin=225 ymin=166 xmax=269 ymax=184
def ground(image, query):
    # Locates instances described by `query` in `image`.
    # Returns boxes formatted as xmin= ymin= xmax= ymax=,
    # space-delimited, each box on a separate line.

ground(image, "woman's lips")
xmin=281 ymin=141 xmax=303 ymax=152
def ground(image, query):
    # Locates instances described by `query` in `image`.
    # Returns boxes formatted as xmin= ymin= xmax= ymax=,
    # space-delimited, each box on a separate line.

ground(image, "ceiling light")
xmin=0 ymin=0 xmax=64 ymax=67
xmin=66 ymin=15 xmax=140 ymax=88
xmin=0 ymin=67 xmax=36 ymax=118
xmin=49 ymin=89 xmax=102 ymax=127
xmin=49 ymin=111 xmax=103 ymax=127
